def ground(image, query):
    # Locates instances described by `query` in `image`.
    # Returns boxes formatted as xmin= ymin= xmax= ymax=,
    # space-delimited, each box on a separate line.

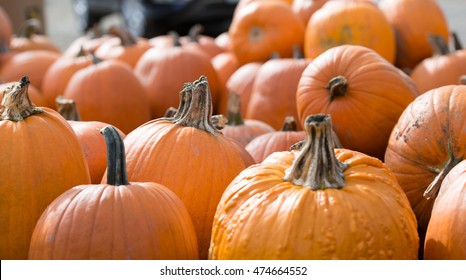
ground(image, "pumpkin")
xmin=9 ymin=19 xmax=61 ymax=53
xmin=0 ymin=6 xmax=12 ymax=47
xmin=410 ymin=35 xmax=466 ymax=93
xmin=221 ymin=91 xmax=275 ymax=147
xmin=122 ymin=76 xmax=252 ymax=259
xmin=378 ymin=0 xmax=450 ymax=70
xmin=304 ymin=0 xmax=395 ymax=64
xmin=246 ymin=47 xmax=311 ymax=130
xmin=94 ymin=26 xmax=151 ymax=68
xmin=384 ymin=84 xmax=466 ymax=259
xmin=29 ymin=125 xmax=198 ymax=260
xmin=209 ymin=114 xmax=419 ymax=259
xmin=0 ymin=76 xmax=91 ymax=259
xmin=296 ymin=45 xmax=419 ymax=160
xmin=292 ymin=0 xmax=328 ymax=26
xmin=63 ymin=26 xmax=113 ymax=57
xmin=226 ymin=61 xmax=262 ymax=116
xmin=56 ymin=96 xmax=126 ymax=184
xmin=212 ymin=51 xmax=240 ymax=115
xmin=245 ymin=116 xmax=305 ymax=163
xmin=41 ymin=48 xmax=93 ymax=108
xmin=424 ymin=160 xmax=466 ymax=260
xmin=134 ymin=37 xmax=220 ymax=118
xmin=180 ymin=24 xmax=224 ymax=59
xmin=63 ymin=58 xmax=151 ymax=134
xmin=0 ymin=49 xmax=60 ymax=90
xmin=229 ymin=0 xmax=305 ymax=65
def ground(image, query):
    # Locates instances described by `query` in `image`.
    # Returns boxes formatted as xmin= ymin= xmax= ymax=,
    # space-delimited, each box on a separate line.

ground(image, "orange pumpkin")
xmin=180 ymin=24 xmax=224 ymax=59
xmin=384 ymin=84 xmax=466 ymax=259
xmin=210 ymin=114 xmax=419 ymax=259
xmin=9 ymin=19 xmax=61 ymax=53
xmin=122 ymin=77 xmax=252 ymax=259
xmin=292 ymin=0 xmax=328 ymax=26
xmin=229 ymin=0 xmax=305 ymax=65
xmin=29 ymin=125 xmax=198 ymax=260
xmin=378 ymin=0 xmax=450 ymax=70
xmin=424 ymin=160 xmax=466 ymax=260
xmin=56 ymin=97 xmax=126 ymax=184
xmin=0 ymin=77 xmax=91 ymax=259
xmin=226 ymin=61 xmax=262 ymax=116
xmin=212 ymin=51 xmax=240 ymax=115
xmin=304 ymin=0 xmax=395 ymax=64
xmin=411 ymin=35 xmax=466 ymax=93
xmin=63 ymin=59 xmax=151 ymax=134
xmin=297 ymin=45 xmax=419 ymax=160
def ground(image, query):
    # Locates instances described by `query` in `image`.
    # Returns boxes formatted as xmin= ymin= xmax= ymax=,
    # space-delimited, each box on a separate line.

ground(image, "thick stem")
xmin=280 ymin=116 xmax=298 ymax=131
xmin=428 ymin=34 xmax=451 ymax=56
xmin=107 ymin=26 xmax=137 ymax=46
xmin=424 ymin=155 xmax=462 ymax=200
xmin=0 ymin=76 xmax=43 ymax=121
xmin=327 ymin=76 xmax=348 ymax=101
xmin=100 ymin=125 xmax=129 ymax=186
xmin=226 ymin=91 xmax=244 ymax=126
xmin=169 ymin=82 xmax=193 ymax=121
xmin=175 ymin=76 xmax=217 ymax=135
xmin=56 ymin=96 xmax=81 ymax=121
xmin=283 ymin=114 xmax=348 ymax=190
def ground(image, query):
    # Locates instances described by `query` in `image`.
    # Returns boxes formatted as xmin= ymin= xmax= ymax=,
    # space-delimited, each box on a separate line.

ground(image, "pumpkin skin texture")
xmin=384 ymin=85 xmax=466 ymax=259
xmin=63 ymin=59 xmax=152 ymax=134
xmin=209 ymin=114 xmax=419 ymax=260
xmin=0 ymin=77 xmax=91 ymax=259
xmin=304 ymin=0 xmax=395 ymax=64
xmin=29 ymin=126 xmax=198 ymax=260
xmin=378 ymin=0 xmax=450 ymax=70
xmin=424 ymin=160 xmax=466 ymax=260
xmin=123 ymin=77 xmax=251 ymax=259
xmin=296 ymin=45 xmax=419 ymax=160
xmin=229 ymin=1 xmax=305 ymax=65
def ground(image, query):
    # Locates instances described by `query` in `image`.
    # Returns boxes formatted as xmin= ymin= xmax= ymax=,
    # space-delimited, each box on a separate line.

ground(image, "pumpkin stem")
xmin=175 ymin=76 xmax=217 ymax=135
xmin=292 ymin=45 xmax=304 ymax=59
xmin=451 ymin=32 xmax=463 ymax=50
xmin=0 ymin=37 xmax=9 ymax=53
xmin=427 ymin=34 xmax=450 ymax=56
xmin=0 ymin=76 xmax=44 ymax=121
xmin=169 ymin=31 xmax=182 ymax=47
xmin=280 ymin=116 xmax=298 ymax=131
xmin=212 ymin=114 xmax=228 ymax=130
xmin=188 ymin=24 xmax=204 ymax=43
xmin=101 ymin=125 xmax=129 ymax=186
xmin=327 ymin=76 xmax=348 ymax=101
xmin=168 ymin=82 xmax=193 ymax=121
xmin=424 ymin=155 xmax=462 ymax=200
xmin=163 ymin=107 xmax=178 ymax=118
xmin=107 ymin=25 xmax=137 ymax=47
xmin=18 ymin=18 xmax=43 ymax=38
xmin=226 ymin=91 xmax=244 ymax=126
xmin=283 ymin=114 xmax=348 ymax=190
xmin=460 ymin=75 xmax=466 ymax=85
xmin=56 ymin=96 xmax=81 ymax=121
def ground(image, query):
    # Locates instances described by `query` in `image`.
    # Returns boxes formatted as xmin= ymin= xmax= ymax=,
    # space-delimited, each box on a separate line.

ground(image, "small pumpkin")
xmin=29 ymin=125 xmax=198 ymax=260
xmin=209 ymin=114 xmax=419 ymax=260
xmin=0 ymin=76 xmax=91 ymax=259
xmin=9 ymin=18 xmax=61 ymax=53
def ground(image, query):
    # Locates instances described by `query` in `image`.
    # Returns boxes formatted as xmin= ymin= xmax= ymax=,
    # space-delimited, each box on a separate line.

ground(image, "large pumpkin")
xmin=384 ymin=84 xmax=466 ymax=258
xmin=209 ymin=114 xmax=419 ymax=259
xmin=229 ymin=0 xmax=305 ymax=65
xmin=378 ymin=0 xmax=450 ymax=70
xmin=424 ymin=160 xmax=466 ymax=260
xmin=296 ymin=45 xmax=419 ymax=160
xmin=304 ymin=0 xmax=395 ymax=64
xmin=122 ymin=76 xmax=252 ymax=259
xmin=29 ymin=126 xmax=198 ymax=260
xmin=0 ymin=77 xmax=91 ymax=259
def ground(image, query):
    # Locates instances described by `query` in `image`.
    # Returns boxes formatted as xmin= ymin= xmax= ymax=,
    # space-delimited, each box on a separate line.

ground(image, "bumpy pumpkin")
xmin=424 ymin=160 xmax=466 ymax=260
xmin=297 ymin=45 xmax=419 ymax=160
xmin=122 ymin=76 xmax=252 ymax=259
xmin=29 ymin=125 xmax=198 ymax=260
xmin=0 ymin=77 xmax=91 ymax=259
xmin=304 ymin=0 xmax=395 ymax=64
xmin=378 ymin=0 xmax=450 ymax=70
xmin=229 ymin=0 xmax=305 ymax=65
xmin=209 ymin=114 xmax=419 ymax=259
xmin=384 ymin=84 xmax=466 ymax=258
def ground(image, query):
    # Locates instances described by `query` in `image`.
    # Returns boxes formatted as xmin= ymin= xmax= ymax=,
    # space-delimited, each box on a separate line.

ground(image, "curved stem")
xmin=171 ymin=82 xmax=193 ymax=121
xmin=428 ymin=34 xmax=450 ymax=56
xmin=56 ymin=96 xmax=81 ymax=121
xmin=175 ymin=76 xmax=217 ymax=135
xmin=424 ymin=155 xmax=462 ymax=200
xmin=188 ymin=24 xmax=204 ymax=43
xmin=283 ymin=114 xmax=348 ymax=190
xmin=280 ymin=116 xmax=297 ymax=131
xmin=0 ymin=76 xmax=43 ymax=121
xmin=107 ymin=26 xmax=137 ymax=46
xmin=226 ymin=91 xmax=244 ymax=126
xmin=100 ymin=125 xmax=129 ymax=186
xmin=327 ymin=76 xmax=348 ymax=101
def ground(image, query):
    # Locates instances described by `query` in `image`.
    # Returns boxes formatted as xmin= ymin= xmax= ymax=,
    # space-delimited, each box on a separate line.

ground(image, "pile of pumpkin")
xmin=0 ymin=0 xmax=465 ymax=260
